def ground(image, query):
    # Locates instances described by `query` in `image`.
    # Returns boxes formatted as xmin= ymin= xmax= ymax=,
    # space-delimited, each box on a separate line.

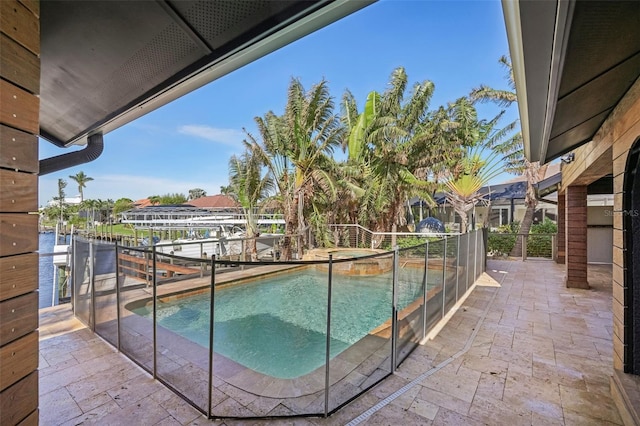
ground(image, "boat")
xmin=153 ymin=225 xmax=283 ymax=261
xmin=51 ymin=223 xmax=72 ymax=305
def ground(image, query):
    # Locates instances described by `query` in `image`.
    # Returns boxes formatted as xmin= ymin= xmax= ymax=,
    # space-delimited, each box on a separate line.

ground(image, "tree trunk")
xmin=405 ymin=199 xmax=415 ymax=230
xmin=250 ymin=237 xmax=258 ymax=262
xmin=298 ymin=190 xmax=305 ymax=254
xmin=460 ymin=213 xmax=468 ymax=234
xmin=282 ymin=197 xmax=297 ymax=261
xmin=510 ymin=204 xmax=535 ymax=257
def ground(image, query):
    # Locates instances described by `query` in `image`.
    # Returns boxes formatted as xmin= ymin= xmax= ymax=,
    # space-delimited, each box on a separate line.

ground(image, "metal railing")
xmin=328 ymin=224 xmax=459 ymax=250
xmin=72 ymin=229 xmax=487 ymax=420
xmin=487 ymin=232 xmax=556 ymax=260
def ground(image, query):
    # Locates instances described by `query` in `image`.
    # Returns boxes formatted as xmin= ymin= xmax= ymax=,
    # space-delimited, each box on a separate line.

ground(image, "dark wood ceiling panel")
xmin=38 ymin=0 xmax=355 ymax=147
xmin=551 ymin=53 xmax=640 ymax=139
xmin=547 ymin=109 xmax=612 ymax=160
xmin=558 ymin=1 xmax=640 ymax=97
xmin=40 ymin=1 xmax=207 ymax=145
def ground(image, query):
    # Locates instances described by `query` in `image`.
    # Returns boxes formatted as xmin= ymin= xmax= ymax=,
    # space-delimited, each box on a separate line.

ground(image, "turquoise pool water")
xmin=132 ymin=266 xmax=440 ymax=379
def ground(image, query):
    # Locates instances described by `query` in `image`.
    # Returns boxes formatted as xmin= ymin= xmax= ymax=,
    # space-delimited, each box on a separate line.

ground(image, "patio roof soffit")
xmin=39 ymin=0 xmax=374 ymax=148
xmin=502 ymin=0 xmax=640 ymax=165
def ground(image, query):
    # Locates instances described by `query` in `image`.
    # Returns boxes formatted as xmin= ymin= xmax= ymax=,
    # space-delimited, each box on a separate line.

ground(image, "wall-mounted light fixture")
xmin=560 ymin=152 xmax=575 ymax=164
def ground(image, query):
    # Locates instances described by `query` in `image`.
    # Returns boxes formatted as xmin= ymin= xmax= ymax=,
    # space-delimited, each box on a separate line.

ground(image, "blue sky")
xmin=38 ymin=0 xmax=517 ymax=205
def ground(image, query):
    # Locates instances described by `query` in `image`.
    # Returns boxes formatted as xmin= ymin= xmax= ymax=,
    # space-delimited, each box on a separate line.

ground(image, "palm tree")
xmin=246 ymin=78 xmax=343 ymax=259
xmin=443 ymin=145 xmax=503 ymax=232
xmin=69 ymin=171 xmax=93 ymax=202
xmin=188 ymin=188 xmax=206 ymax=200
xmin=79 ymin=199 xmax=97 ymax=229
xmin=158 ymin=193 xmax=187 ymax=205
xmin=341 ymin=68 xmax=479 ymax=242
xmin=471 ymin=55 xmax=547 ymax=255
xmin=228 ymin=150 xmax=274 ymax=260
xmin=147 ymin=195 xmax=161 ymax=206
xmin=54 ymin=178 xmax=67 ymax=223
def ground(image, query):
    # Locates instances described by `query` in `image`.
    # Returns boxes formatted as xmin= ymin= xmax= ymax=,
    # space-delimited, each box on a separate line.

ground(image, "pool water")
xmin=132 ymin=267 xmax=440 ymax=379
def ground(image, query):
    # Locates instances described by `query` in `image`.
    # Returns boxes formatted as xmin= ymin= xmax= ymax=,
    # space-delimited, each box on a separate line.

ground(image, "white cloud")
xmin=178 ymin=125 xmax=245 ymax=146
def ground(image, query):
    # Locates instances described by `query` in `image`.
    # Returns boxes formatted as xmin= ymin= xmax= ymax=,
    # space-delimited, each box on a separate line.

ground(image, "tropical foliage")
xmin=245 ymin=78 xmax=342 ymax=259
xmin=188 ymin=188 xmax=207 ymax=200
xmin=53 ymin=179 xmax=67 ymax=222
xmin=112 ymin=198 xmax=134 ymax=216
xmin=442 ymin=112 xmax=507 ymax=232
xmin=471 ymin=55 xmax=547 ymax=255
xmin=488 ymin=219 xmax=557 ymax=257
xmin=226 ymin=67 xmax=504 ymax=257
xmin=228 ymin=150 xmax=274 ymax=260
xmin=339 ymin=68 xmax=482 ymax=241
xmin=147 ymin=193 xmax=187 ymax=205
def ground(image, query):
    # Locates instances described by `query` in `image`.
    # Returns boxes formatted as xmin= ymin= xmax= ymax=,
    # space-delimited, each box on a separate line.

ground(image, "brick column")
xmin=556 ymin=191 xmax=566 ymax=264
xmin=565 ymin=185 xmax=589 ymax=288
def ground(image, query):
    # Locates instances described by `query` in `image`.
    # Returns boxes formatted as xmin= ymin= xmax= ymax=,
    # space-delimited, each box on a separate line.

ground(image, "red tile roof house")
xmin=133 ymin=195 xmax=240 ymax=212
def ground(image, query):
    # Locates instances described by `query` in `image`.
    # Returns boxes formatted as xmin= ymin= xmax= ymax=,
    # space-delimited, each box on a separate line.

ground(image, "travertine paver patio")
xmin=39 ymin=259 xmax=621 ymax=425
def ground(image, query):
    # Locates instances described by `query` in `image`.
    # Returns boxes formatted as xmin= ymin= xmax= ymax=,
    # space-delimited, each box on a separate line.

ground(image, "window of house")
xmin=489 ymin=207 xmax=509 ymax=229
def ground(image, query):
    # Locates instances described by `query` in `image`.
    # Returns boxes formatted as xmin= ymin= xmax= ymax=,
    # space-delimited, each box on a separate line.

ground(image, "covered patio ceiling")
xmin=503 ymin=0 xmax=640 ymax=164
xmin=39 ymin=0 xmax=373 ymax=148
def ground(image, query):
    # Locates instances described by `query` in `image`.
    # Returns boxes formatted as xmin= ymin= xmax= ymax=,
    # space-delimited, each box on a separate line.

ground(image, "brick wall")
xmin=556 ymin=192 xmax=565 ymax=264
xmin=565 ymin=185 xmax=588 ymax=289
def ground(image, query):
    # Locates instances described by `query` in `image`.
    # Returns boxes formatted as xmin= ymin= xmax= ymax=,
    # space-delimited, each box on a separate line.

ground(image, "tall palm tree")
xmin=246 ymin=78 xmax=343 ymax=259
xmin=54 ymin=178 xmax=67 ymax=223
xmin=471 ymin=55 xmax=547 ymax=255
xmin=69 ymin=171 xmax=93 ymax=202
xmin=228 ymin=150 xmax=274 ymax=260
xmin=79 ymin=199 xmax=95 ymax=228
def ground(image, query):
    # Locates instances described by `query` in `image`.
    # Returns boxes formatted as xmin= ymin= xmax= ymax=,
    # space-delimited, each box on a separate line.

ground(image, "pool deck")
xmin=39 ymin=259 xmax=621 ymax=425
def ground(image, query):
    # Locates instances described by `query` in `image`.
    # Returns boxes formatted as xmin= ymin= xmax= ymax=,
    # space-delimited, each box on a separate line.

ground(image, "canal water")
xmin=38 ymin=232 xmax=71 ymax=309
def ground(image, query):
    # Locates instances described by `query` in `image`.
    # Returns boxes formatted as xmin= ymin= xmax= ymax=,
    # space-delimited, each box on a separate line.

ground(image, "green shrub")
xmin=488 ymin=218 xmax=557 ymax=257
xmin=488 ymin=233 xmax=516 ymax=256
xmin=527 ymin=218 xmax=557 ymax=257
xmin=531 ymin=218 xmax=557 ymax=234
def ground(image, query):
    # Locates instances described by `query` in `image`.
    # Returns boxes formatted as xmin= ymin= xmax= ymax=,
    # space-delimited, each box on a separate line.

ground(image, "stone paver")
xmin=39 ymin=260 xmax=620 ymax=425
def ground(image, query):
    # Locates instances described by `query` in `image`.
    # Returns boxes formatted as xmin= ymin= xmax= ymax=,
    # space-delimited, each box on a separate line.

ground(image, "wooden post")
xmin=0 ymin=1 xmax=41 ymax=423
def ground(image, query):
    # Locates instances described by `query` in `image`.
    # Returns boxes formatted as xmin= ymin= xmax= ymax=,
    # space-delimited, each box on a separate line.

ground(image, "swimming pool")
xmin=131 ymin=266 xmax=441 ymax=379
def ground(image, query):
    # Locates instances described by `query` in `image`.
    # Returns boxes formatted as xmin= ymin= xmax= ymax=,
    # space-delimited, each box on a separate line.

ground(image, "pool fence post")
xmin=152 ymin=245 xmax=157 ymax=379
xmin=422 ymin=241 xmax=429 ymax=340
xmin=208 ymin=255 xmax=216 ymax=419
xmin=89 ymin=239 xmax=95 ymax=331
xmin=200 ymin=242 xmax=204 ymax=278
xmin=391 ymin=247 xmax=399 ymax=372
xmin=465 ymin=233 xmax=470 ymax=293
xmin=473 ymin=230 xmax=478 ymax=284
xmin=455 ymin=234 xmax=460 ymax=302
xmin=71 ymin=234 xmax=76 ymax=313
xmin=115 ymin=241 xmax=121 ymax=351
xmin=324 ymin=254 xmax=333 ymax=417
xmin=442 ymin=237 xmax=447 ymax=319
